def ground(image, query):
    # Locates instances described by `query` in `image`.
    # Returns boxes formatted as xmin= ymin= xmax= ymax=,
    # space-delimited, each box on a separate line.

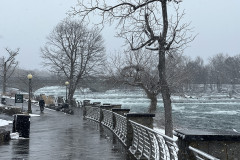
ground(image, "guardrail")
xmin=85 ymin=106 xmax=100 ymax=121
xmin=112 ymin=112 xmax=128 ymax=146
xmin=189 ymin=146 xmax=220 ymax=160
xmin=129 ymin=120 xmax=178 ymax=160
xmin=83 ymin=103 xmax=219 ymax=160
xmin=84 ymin=105 xmax=178 ymax=159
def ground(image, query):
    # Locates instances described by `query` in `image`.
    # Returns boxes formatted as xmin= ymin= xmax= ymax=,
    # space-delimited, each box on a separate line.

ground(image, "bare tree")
xmin=224 ymin=56 xmax=240 ymax=91
xmin=41 ymin=19 xmax=105 ymax=105
xmin=73 ymin=0 xmax=194 ymax=137
xmin=184 ymin=57 xmax=208 ymax=92
xmin=209 ymin=53 xmax=228 ymax=93
xmin=0 ymin=48 xmax=19 ymax=95
xmin=109 ymin=49 xmax=188 ymax=113
xmin=166 ymin=52 xmax=189 ymax=93
xmin=108 ymin=49 xmax=160 ymax=113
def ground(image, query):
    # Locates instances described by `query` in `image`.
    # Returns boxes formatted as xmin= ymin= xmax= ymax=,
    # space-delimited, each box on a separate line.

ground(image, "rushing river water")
xmin=35 ymin=86 xmax=240 ymax=132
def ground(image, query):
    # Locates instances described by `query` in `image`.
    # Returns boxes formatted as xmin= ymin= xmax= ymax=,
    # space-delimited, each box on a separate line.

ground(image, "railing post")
xmin=99 ymin=106 xmax=103 ymax=123
xmin=100 ymin=104 xmax=113 ymax=110
xmin=126 ymin=113 xmax=155 ymax=129
xmin=126 ymin=116 xmax=133 ymax=148
xmin=111 ymin=104 xmax=122 ymax=109
xmin=125 ymin=113 xmax=155 ymax=149
xmin=92 ymin=102 xmax=101 ymax=107
xmin=83 ymin=100 xmax=91 ymax=106
xmin=174 ymin=131 xmax=195 ymax=160
xmin=82 ymin=100 xmax=91 ymax=118
xmin=174 ymin=129 xmax=240 ymax=160
xmin=83 ymin=105 xmax=86 ymax=118
xmin=112 ymin=108 xmax=130 ymax=116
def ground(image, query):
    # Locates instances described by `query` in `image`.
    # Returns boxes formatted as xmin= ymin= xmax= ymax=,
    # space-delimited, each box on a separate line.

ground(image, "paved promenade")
xmin=0 ymin=100 xmax=135 ymax=160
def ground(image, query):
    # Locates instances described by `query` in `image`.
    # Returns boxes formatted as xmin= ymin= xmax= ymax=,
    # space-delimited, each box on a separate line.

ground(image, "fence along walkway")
xmin=189 ymin=147 xmax=220 ymax=160
xmin=83 ymin=104 xmax=219 ymax=160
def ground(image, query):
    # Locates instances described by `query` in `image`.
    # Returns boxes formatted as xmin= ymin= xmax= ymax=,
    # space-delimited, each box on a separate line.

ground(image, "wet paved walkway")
xmin=0 ymin=101 xmax=135 ymax=160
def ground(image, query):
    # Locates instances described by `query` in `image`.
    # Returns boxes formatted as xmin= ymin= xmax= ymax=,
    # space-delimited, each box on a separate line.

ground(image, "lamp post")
xmin=65 ymin=81 xmax=69 ymax=103
xmin=27 ymin=74 xmax=33 ymax=113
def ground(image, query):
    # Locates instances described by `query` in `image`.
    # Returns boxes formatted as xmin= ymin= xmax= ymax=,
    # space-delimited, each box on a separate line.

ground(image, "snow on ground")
xmin=29 ymin=114 xmax=40 ymax=117
xmin=0 ymin=119 xmax=12 ymax=127
xmin=154 ymin=127 xmax=178 ymax=141
xmin=10 ymin=132 xmax=26 ymax=140
xmin=10 ymin=132 xmax=19 ymax=139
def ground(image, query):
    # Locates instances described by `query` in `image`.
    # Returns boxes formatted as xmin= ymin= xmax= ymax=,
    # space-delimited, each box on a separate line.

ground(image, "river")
xmin=35 ymin=86 xmax=240 ymax=132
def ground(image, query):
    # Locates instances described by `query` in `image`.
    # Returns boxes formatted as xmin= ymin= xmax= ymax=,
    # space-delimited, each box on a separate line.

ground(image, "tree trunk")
xmin=68 ymin=88 xmax=74 ymax=106
xmin=157 ymin=1 xmax=173 ymax=137
xmin=68 ymin=82 xmax=77 ymax=107
xmin=146 ymin=93 xmax=158 ymax=113
xmin=158 ymin=49 xmax=173 ymax=138
xmin=3 ymin=62 xmax=7 ymax=95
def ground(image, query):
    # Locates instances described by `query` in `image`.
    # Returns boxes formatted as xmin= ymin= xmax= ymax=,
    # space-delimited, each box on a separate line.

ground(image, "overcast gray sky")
xmin=0 ymin=0 xmax=240 ymax=70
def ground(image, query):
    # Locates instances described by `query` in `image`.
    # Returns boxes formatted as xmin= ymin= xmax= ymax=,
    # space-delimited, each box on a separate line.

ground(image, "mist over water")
xmin=35 ymin=86 xmax=240 ymax=132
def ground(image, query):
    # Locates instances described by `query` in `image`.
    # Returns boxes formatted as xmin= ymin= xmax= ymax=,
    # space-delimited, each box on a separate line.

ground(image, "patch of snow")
xmin=10 ymin=132 xmax=19 ymax=140
xmin=0 ymin=119 xmax=12 ymax=127
xmin=31 ymin=100 xmax=38 ymax=103
xmin=154 ymin=127 xmax=178 ymax=141
xmin=29 ymin=114 xmax=40 ymax=117
xmin=45 ymin=108 xmax=56 ymax=111
xmin=10 ymin=132 xmax=26 ymax=140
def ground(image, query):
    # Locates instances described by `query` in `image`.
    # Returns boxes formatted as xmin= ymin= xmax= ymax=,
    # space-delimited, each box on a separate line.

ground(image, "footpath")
xmin=0 ymin=98 xmax=135 ymax=160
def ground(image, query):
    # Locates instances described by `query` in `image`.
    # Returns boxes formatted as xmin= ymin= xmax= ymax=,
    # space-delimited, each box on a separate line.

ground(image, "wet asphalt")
xmin=0 ymin=100 xmax=135 ymax=160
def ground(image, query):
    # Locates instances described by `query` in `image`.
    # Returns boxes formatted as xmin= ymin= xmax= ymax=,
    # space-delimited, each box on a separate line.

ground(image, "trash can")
xmin=62 ymin=103 xmax=69 ymax=108
xmin=83 ymin=100 xmax=90 ymax=106
xmin=1 ymin=98 xmax=6 ymax=105
xmin=12 ymin=114 xmax=31 ymax=138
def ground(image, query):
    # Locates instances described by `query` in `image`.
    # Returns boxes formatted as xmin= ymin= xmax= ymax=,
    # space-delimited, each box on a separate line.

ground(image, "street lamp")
xmin=65 ymin=81 xmax=69 ymax=103
xmin=27 ymin=74 xmax=33 ymax=113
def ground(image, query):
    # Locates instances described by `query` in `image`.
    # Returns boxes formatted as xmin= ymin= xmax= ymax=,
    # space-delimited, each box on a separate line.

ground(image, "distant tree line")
xmin=183 ymin=53 xmax=240 ymax=93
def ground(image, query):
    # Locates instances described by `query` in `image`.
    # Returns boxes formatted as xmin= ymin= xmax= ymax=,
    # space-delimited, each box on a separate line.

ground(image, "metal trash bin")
xmin=12 ymin=114 xmax=31 ymax=138
xmin=1 ymin=98 xmax=6 ymax=105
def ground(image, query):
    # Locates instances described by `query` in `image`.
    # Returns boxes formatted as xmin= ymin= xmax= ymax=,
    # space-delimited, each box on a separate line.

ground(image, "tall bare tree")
xmin=0 ymin=48 xmax=19 ymax=95
xmin=73 ymin=0 xmax=194 ymax=137
xmin=41 ymin=19 xmax=105 ymax=105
